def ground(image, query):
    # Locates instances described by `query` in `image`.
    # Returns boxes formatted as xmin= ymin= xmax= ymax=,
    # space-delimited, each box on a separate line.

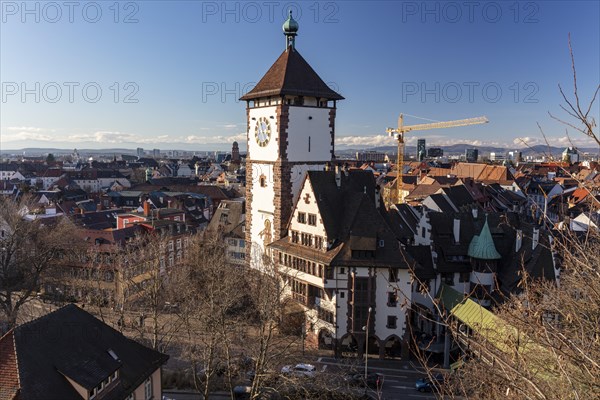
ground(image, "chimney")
xmin=96 ymin=203 xmax=102 ymax=212
xmin=143 ymin=200 xmax=151 ymax=217
xmin=167 ymin=200 xmax=172 ymax=209
xmin=472 ymin=207 xmax=478 ymax=219
xmin=324 ymin=162 xmax=331 ymax=172
xmin=453 ymin=218 xmax=460 ymax=244
xmin=335 ymin=165 xmax=341 ymax=187
xmin=515 ymin=229 xmax=523 ymax=252
xmin=532 ymin=227 xmax=539 ymax=250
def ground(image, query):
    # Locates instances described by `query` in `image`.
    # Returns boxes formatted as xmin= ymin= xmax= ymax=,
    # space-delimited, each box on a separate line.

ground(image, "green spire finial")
xmin=282 ymin=10 xmax=299 ymax=51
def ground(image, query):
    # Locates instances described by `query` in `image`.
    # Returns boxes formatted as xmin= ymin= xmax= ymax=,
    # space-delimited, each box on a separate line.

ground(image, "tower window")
xmin=260 ymin=175 xmax=266 ymax=188
xmin=387 ymin=292 xmax=398 ymax=307
xmin=386 ymin=316 xmax=397 ymax=329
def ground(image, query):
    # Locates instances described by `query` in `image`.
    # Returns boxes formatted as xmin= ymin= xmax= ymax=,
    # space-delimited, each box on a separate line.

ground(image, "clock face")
xmin=254 ymin=117 xmax=272 ymax=147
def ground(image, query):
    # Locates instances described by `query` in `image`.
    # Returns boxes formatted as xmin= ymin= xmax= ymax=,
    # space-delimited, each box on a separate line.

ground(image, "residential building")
xmin=269 ymin=169 xmax=414 ymax=359
xmin=0 ymin=304 xmax=168 ymax=400
xmin=206 ymin=199 xmax=246 ymax=264
xmin=356 ymin=151 xmax=386 ymax=163
xmin=490 ymin=152 xmax=506 ymax=162
xmin=409 ymin=209 xmax=558 ymax=348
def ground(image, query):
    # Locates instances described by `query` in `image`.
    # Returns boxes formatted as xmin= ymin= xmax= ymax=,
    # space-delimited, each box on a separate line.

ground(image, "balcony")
xmin=291 ymin=292 xmax=316 ymax=309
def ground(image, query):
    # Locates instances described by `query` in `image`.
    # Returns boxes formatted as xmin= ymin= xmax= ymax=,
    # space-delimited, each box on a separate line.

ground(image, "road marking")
xmin=317 ymin=357 xmax=322 ymax=362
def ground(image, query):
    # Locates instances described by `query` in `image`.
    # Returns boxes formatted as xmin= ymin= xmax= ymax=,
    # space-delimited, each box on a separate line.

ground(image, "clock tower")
xmin=241 ymin=11 xmax=343 ymax=268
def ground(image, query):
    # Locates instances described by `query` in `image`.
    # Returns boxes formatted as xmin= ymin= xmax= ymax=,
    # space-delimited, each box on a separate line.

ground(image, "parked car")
xmin=346 ymin=371 xmax=384 ymax=390
xmin=281 ymin=363 xmax=317 ymax=378
xmin=415 ymin=373 xmax=445 ymax=392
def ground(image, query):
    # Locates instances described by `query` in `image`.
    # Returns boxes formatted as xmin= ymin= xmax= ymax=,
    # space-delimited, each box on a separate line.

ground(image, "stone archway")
xmin=383 ymin=335 xmax=403 ymax=359
xmin=339 ymin=333 xmax=358 ymax=357
xmin=318 ymin=328 xmax=334 ymax=350
xmin=366 ymin=335 xmax=381 ymax=357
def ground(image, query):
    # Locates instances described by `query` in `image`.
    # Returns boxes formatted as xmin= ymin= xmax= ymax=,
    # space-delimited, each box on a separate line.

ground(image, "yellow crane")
xmin=385 ymin=114 xmax=489 ymax=206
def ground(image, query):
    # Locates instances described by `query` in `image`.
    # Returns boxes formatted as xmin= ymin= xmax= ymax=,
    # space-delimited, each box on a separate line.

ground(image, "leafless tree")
xmin=0 ymin=196 xmax=77 ymax=332
xmin=167 ymin=235 xmax=249 ymax=399
xmin=421 ymin=37 xmax=600 ymax=400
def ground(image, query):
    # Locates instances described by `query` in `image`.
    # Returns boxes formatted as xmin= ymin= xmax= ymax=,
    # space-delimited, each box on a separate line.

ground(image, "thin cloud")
xmin=335 ymin=134 xmax=512 ymax=148
xmin=514 ymin=135 xmax=597 ymax=148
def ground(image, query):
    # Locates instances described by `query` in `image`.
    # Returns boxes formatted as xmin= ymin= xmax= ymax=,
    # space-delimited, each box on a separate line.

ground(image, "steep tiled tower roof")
xmin=468 ymin=217 xmax=502 ymax=260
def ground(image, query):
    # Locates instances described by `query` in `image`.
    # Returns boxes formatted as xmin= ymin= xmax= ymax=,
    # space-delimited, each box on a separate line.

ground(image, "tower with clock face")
xmin=241 ymin=11 xmax=343 ymax=268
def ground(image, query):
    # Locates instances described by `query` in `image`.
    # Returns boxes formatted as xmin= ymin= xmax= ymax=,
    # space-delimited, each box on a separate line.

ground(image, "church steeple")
xmin=282 ymin=10 xmax=299 ymax=51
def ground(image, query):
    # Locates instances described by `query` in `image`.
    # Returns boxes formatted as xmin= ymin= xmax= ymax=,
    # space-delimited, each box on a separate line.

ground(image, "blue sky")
xmin=1 ymin=0 xmax=599 ymax=151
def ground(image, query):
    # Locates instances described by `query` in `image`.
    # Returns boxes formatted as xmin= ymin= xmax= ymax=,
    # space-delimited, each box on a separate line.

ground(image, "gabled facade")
xmin=206 ymin=199 xmax=246 ymax=265
xmin=269 ymin=170 xmax=414 ymax=359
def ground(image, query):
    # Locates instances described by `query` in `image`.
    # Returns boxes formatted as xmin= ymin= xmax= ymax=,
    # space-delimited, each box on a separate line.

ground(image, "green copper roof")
xmin=282 ymin=10 xmax=299 ymax=34
xmin=467 ymin=217 xmax=501 ymax=260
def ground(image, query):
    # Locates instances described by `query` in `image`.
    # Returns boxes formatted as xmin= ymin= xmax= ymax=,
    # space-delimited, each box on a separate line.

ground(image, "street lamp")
xmin=363 ymin=307 xmax=373 ymax=384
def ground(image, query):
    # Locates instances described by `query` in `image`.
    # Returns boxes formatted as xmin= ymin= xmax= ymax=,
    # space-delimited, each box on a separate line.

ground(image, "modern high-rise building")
xmin=465 ymin=148 xmax=479 ymax=163
xmin=417 ymin=139 xmax=426 ymax=161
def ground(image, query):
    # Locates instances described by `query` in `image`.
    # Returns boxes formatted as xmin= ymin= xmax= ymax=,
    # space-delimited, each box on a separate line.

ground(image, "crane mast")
xmin=385 ymin=114 xmax=489 ymax=207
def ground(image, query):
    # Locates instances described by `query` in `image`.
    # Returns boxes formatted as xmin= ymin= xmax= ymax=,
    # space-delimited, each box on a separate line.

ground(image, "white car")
xmin=281 ymin=363 xmax=317 ymax=378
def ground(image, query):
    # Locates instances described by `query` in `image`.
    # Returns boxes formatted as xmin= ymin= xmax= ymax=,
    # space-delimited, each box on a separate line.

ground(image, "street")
xmin=316 ymin=357 xmax=437 ymax=400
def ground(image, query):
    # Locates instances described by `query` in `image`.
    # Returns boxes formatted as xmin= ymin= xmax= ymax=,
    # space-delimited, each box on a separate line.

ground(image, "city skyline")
xmin=1 ymin=1 xmax=599 ymax=151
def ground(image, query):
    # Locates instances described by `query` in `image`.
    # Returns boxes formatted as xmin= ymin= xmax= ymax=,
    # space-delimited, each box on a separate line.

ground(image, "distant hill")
xmin=3 ymin=144 xmax=598 ymax=159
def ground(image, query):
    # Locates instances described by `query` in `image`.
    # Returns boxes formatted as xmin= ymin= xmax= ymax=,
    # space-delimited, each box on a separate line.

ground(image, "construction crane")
xmin=385 ymin=114 xmax=489 ymax=207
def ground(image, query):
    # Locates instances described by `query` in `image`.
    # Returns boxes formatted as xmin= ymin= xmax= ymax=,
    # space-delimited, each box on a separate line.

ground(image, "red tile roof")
xmin=0 ymin=330 xmax=20 ymax=400
xmin=240 ymin=49 xmax=343 ymax=100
